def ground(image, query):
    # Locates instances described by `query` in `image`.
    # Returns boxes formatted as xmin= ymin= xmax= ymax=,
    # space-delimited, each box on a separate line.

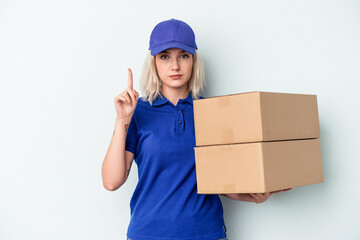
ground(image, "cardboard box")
xmin=193 ymin=91 xmax=320 ymax=146
xmin=194 ymin=138 xmax=323 ymax=194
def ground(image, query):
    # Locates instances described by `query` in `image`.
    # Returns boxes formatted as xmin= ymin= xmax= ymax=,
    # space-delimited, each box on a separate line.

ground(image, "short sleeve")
xmin=125 ymin=115 xmax=138 ymax=158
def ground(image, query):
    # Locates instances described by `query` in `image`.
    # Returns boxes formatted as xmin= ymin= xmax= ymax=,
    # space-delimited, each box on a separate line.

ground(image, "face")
xmin=155 ymin=48 xmax=194 ymax=92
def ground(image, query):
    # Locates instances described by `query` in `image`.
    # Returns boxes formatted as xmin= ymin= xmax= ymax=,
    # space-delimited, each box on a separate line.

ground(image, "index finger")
xmin=128 ymin=68 xmax=133 ymax=90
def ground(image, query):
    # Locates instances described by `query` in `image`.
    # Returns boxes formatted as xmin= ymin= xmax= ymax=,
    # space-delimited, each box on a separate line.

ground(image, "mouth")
xmin=169 ymin=75 xmax=182 ymax=80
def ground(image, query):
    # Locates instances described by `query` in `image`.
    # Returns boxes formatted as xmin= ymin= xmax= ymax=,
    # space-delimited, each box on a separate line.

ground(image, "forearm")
xmin=102 ymin=115 xmax=132 ymax=190
xmin=221 ymin=193 xmax=256 ymax=203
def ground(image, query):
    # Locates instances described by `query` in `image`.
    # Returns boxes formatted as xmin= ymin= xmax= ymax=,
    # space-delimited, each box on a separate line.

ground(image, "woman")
xmin=102 ymin=18 xmax=283 ymax=240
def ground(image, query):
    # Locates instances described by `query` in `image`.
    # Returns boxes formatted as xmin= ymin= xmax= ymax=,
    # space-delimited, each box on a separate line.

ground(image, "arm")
xmin=221 ymin=189 xmax=291 ymax=203
xmin=102 ymin=116 xmax=134 ymax=191
xmin=101 ymin=68 xmax=139 ymax=191
xmin=221 ymin=193 xmax=259 ymax=203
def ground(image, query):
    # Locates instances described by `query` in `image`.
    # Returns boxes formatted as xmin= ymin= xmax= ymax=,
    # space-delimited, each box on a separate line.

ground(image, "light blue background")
xmin=1 ymin=0 xmax=359 ymax=239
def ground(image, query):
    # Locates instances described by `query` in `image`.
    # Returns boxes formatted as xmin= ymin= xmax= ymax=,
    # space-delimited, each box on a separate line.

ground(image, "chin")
xmin=173 ymin=84 xmax=189 ymax=89
xmin=164 ymin=81 xmax=188 ymax=89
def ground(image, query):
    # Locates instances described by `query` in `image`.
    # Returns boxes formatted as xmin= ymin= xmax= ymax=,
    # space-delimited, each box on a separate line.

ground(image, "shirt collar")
xmin=152 ymin=91 xmax=194 ymax=107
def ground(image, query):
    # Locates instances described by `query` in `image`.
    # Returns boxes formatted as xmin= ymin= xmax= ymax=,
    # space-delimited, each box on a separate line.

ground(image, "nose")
xmin=170 ymin=58 xmax=180 ymax=71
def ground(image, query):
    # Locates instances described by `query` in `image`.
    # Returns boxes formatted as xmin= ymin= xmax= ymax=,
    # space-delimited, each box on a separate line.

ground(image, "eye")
xmin=160 ymin=54 xmax=169 ymax=60
xmin=181 ymin=54 xmax=190 ymax=59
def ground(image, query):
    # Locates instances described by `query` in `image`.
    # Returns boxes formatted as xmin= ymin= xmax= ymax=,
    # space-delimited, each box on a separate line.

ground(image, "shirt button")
xmin=182 ymin=101 xmax=186 ymax=104
xmin=177 ymin=110 xmax=181 ymax=114
xmin=178 ymin=121 xmax=182 ymax=124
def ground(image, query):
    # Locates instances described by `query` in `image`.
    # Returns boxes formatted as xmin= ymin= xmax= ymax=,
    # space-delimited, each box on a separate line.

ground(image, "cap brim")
xmin=150 ymin=42 xmax=196 ymax=56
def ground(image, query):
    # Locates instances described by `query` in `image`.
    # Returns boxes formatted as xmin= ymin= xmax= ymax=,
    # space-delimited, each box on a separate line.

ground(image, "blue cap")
xmin=149 ymin=18 xmax=198 ymax=56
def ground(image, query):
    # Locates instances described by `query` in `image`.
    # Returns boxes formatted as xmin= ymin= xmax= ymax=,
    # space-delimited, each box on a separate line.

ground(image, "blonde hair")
xmin=140 ymin=50 xmax=206 ymax=105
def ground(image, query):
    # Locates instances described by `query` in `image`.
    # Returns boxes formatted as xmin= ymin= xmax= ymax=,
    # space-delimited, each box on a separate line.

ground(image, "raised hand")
xmin=114 ymin=68 xmax=139 ymax=120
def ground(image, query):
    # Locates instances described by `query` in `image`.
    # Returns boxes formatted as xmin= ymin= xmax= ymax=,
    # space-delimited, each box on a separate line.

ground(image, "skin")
xmin=155 ymin=48 xmax=193 ymax=106
xmin=102 ymin=68 xmax=138 ymax=191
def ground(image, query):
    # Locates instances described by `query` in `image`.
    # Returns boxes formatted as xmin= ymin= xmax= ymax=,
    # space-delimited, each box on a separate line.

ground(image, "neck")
xmin=161 ymin=86 xmax=190 ymax=106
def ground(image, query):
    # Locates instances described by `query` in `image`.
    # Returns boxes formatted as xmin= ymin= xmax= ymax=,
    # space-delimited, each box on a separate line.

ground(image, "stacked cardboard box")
xmin=193 ymin=91 xmax=323 ymax=194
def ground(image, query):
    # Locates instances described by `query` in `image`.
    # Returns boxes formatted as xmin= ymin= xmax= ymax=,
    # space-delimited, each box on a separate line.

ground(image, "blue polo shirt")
xmin=125 ymin=92 xmax=226 ymax=240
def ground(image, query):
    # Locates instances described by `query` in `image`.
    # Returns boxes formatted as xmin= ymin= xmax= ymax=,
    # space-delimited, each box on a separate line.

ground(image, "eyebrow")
xmin=159 ymin=50 xmax=186 ymax=54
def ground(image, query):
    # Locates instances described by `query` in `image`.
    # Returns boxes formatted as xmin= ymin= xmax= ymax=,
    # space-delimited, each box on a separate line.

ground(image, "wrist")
xmin=113 ymin=115 xmax=132 ymax=135
xmin=116 ymin=115 xmax=132 ymax=124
